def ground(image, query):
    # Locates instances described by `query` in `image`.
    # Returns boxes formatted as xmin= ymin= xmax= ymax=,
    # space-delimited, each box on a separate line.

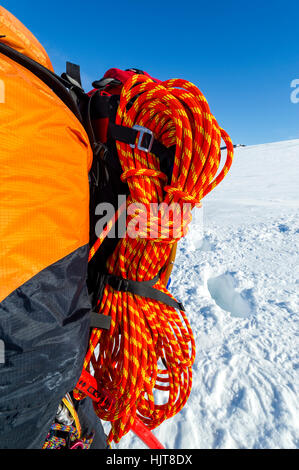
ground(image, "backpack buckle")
xmin=130 ymin=125 xmax=154 ymax=153
xmin=108 ymin=275 xmax=130 ymax=292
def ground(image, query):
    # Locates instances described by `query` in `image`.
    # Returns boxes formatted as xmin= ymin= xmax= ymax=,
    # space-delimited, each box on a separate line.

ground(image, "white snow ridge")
xmin=118 ymin=139 xmax=299 ymax=450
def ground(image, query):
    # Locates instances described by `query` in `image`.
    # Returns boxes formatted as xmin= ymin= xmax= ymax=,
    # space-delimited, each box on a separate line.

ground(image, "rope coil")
xmin=74 ymin=74 xmax=234 ymax=445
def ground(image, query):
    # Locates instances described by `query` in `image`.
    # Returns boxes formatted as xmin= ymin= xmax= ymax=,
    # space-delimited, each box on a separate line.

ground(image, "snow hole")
xmin=207 ymin=272 xmax=252 ymax=318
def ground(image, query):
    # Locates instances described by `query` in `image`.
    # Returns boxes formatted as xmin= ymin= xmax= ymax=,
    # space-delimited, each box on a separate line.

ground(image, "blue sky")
xmin=2 ymin=0 xmax=299 ymax=145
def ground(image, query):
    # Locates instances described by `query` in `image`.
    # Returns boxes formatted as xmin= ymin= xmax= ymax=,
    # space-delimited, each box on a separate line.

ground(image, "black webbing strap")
xmin=109 ymin=122 xmax=174 ymax=179
xmin=109 ymin=122 xmax=167 ymax=156
xmin=89 ymin=93 xmax=174 ymax=178
xmin=90 ymin=312 xmax=111 ymax=330
xmin=0 ymin=42 xmax=83 ymax=122
xmin=88 ymin=92 xmax=170 ymax=157
xmin=98 ymin=273 xmax=185 ymax=311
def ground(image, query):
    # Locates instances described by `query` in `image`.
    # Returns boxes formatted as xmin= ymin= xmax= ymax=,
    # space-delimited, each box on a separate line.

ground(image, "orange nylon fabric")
xmin=74 ymin=74 xmax=234 ymax=445
xmin=0 ymin=10 xmax=93 ymax=303
xmin=0 ymin=6 xmax=53 ymax=71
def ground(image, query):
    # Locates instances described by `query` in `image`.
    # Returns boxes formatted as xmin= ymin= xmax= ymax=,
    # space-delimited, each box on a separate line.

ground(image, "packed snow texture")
xmin=115 ymin=139 xmax=299 ymax=449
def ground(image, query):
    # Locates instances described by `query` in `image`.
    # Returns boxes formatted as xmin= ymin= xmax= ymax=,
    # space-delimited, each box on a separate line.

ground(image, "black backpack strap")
xmin=109 ymin=122 xmax=174 ymax=180
xmin=109 ymin=122 xmax=166 ymax=154
xmin=90 ymin=311 xmax=111 ymax=330
xmin=89 ymin=92 xmax=173 ymax=159
xmin=0 ymin=42 xmax=83 ymax=122
xmin=94 ymin=273 xmax=185 ymax=311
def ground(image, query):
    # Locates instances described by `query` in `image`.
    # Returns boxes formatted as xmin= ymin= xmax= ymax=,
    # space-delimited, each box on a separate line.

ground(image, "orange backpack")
xmin=0 ymin=6 xmax=234 ymax=450
xmin=0 ymin=6 xmax=93 ymax=448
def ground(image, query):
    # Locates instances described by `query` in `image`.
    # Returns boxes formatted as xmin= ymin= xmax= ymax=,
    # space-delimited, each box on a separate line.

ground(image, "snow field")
xmin=116 ymin=140 xmax=299 ymax=449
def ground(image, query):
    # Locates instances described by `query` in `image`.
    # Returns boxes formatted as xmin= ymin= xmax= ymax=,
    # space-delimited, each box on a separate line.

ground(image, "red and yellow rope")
xmin=74 ymin=74 xmax=234 ymax=445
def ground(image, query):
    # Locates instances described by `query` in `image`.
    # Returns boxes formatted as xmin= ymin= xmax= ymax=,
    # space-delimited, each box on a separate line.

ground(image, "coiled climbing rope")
xmin=74 ymin=74 xmax=234 ymax=445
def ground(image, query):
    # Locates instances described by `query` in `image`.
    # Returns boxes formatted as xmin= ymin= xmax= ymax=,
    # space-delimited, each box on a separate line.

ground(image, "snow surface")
xmin=115 ymin=139 xmax=299 ymax=450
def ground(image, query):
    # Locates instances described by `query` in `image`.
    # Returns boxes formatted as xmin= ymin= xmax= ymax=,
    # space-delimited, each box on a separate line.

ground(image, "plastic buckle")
xmin=108 ymin=276 xmax=130 ymax=293
xmin=92 ymin=77 xmax=121 ymax=90
xmin=130 ymin=125 xmax=154 ymax=153
xmin=121 ymin=279 xmax=130 ymax=292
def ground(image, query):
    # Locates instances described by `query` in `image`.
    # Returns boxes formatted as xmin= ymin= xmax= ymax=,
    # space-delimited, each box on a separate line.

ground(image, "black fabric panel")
xmin=0 ymin=245 xmax=92 ymax=449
